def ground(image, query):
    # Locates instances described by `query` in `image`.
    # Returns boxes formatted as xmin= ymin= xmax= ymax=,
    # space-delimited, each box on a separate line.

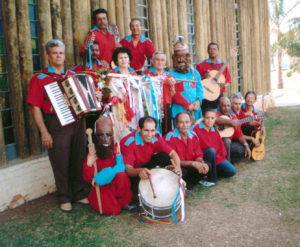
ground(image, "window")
xmin=0 ymin=1 xmax=17 ymax=160
xmin=186 ymin=0 xmax=196 ymax=65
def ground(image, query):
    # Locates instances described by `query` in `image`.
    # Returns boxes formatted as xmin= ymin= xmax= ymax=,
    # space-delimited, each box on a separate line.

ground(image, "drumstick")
xmin=171 ymin=159 xmax=176 ymax=169
xmin=86 ymin=128 xmax=103 ymax=215
xmin=148 ymin=175 xmax=157 ymax=199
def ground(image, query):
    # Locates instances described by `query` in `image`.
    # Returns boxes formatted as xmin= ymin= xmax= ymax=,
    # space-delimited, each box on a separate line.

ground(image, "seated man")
xmin=120 ymin=116 xmax=182 ymax=201
xmin=83 ymin=116 xmax=132 ymax=214
xmin=192 ymin=108 xmax=236 ymax=179
xmin=164 ymin=112 xmax=215 ymax=189
xmin=143 ymin=50 xmax=175 ymax=135
xmin=215 ymin=96 xmax=251 ymax=163
xmin=230 ymin=93 xmax=260 ymax=147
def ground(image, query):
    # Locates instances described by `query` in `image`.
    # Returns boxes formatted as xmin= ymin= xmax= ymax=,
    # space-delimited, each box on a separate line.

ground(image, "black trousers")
xmin=222 ymin=137 xmax=245 ymax=164
xmin=201 ymin=93 xmax=224 ymax=113
xmin=45 ymin=114 xmax=89 ymax=203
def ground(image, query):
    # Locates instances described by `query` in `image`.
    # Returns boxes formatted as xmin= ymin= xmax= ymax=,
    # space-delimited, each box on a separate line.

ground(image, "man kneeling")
xmin=83 ymin=116 xmax=132 ymax=214
xmin=120 ymin=116 xmax=182 ymax=203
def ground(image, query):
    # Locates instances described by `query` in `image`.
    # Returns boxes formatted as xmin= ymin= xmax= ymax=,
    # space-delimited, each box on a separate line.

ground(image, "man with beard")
xmin=80 ymin=8 xmax=116 ymax=68
xmin=83 ymin=116 xmax=132 ymax=214
xmin=169 ymin=37 xmax=204 ymax=122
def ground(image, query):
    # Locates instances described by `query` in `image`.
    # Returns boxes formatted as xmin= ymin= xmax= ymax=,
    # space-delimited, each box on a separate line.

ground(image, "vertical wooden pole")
xmin=2 ymin=0 xmax=29 ymax=158
xmin=51 ymin=0 xmax=62 ymax=40
xmin=171 ymin=0 xmax=179 ymax=37
xmin=209 ymin=0 xmax=216 ymax=42
xmin=130 ymin=0 xmax=137 ymax=18
xmin=16 ymin=0 xmax=41 ymax=155
xmin=263 ymin=0 xmax=271 ymax=92
xmin=160 ymin=0 xmax=170 ymax=65
xmin=115 ymin=0 xmax=125 ymax=37
xmin=166 ymin=0 xmax=174 ymax=64
xmin=177 ymin=0 xmax=188 ymax=43
xmin=123 ymin=0 xmax=131 ymax=36
xmin=60 ymin=0 xmax=75 ymax=69
xmin=72 ymin=0 xmax=91 ymax=65
xmin=91 ymin=0 xmax=100 ymax=11
xmin=148 ymin=0 xmax=158 ymax=47
xmin=37 ymin=0 xmax=53 ymax=68
xmin=99 ymin=0 xmax=107 ymax=10
xmin=155 ymin=0 xmax=163 ymax=51
xmin=107 ymin=0 xmax=116 ymax=25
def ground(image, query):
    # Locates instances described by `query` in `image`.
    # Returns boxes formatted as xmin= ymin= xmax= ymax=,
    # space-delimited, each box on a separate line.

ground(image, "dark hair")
xmin=129 ymin=17 xmax=142 ymax=27
xmin=112 ymin=47 xmax=132 ymax=65
xmin=203 ymin=108 xmax=216 ymax=116
xmin=175 ymin=111 xmax=191 ymax=124
xmin=138 ymin=116 xmax=157 ymax=129
xmin=91 ymin=41 xmax=99 ymax=46
xmin=245 ymin=91 xmax=257 ymax=100
xmin=207 ymin=42 xmax=219 ymax=50
xmin=92 ymin=8 xmax=108 ymax=23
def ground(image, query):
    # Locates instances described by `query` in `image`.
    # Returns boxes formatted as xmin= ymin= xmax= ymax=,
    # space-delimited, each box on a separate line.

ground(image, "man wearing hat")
xmin=169 ymin=36 xmax=204 ymax=123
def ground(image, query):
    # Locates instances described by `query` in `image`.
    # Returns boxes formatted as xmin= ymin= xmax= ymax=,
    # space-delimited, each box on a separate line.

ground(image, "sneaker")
xmin=76 ymin=198 xmax=89 ymax=204
xmin=123 ymin=203 xmax=139 ymax=213
xmin=199 ymin=180 xmax=215 ymax=187
xmin=60 ymin=202 xmax=72 ymax=212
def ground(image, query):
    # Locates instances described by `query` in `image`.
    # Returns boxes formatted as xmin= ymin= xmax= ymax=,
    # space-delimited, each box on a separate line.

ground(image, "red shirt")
xmin=216 ymin=109 xmax=243 ymax=140
xmin=80 ymin=27 xmax=116 ymax=64
xmin=120 ymin=130 xmax=173 ymax=168
xmin=196 ymin=58 xmax=231 ymax=94
xmin=143 ymin=67 xmax=173 ymax=105
xmin=120 ymin=34 xmax=156 ymax=70
xmin=26 ymin=66 xmax=75 ymax=114
xmin=192 ymin=121 xmax=227 ymax=165
xmin=164 ymin=128 xmax=203 ymax=161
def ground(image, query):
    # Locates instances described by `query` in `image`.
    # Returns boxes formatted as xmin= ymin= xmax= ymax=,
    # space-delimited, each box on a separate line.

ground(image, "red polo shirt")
xmin=192 ymin=121 xmax=227 ymax=165
xmin=80 ymin=27 xmax=116 ymax=64
xmin=26 ymin=66 xmax=75 ymax=114
xmin=196 ymin=58 xmax=231 ymax=94
xmin=164 ymin=128 xmax=203 ymax=161
xmin=216 ymin=109 xmax=243 ymax=140
xmin=120 ymin=130 xmax=173 ymax=168
xmin=120 ymin=34 xmax=156 ymax=70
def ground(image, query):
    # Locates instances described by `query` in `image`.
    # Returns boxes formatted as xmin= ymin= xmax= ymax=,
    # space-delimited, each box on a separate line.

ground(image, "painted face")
xmin=219 ymin=97 xmax=231 ymax=115
xmin=130 ymin=20 xmax=142 ymax=36
xmin=46 ymin=46 xmax=65 ymax=67
xmin=95 ymin=13 xmax=108 ymax=30
xmin=91 ymin=44 xmax=100 ymax=60
xmin=203 ymin=111 xmax=216 ymax=129
xmin=176 ymin=113 xmax=191 ymax=135
xmin=172 ymin=52 xmax=191 ymax=73
xmin=231 ymin=98 xmax=242 ymax=113
xmin=117 ymin=52 xmax=130 ymax=69
xmin=139 ymin=121 xmax=157 ymax=144
xmin=152 ymin=54 xmax=166 ymax=72
xmin=245 ymin=93 xmax=256 ymax=107
xmin=95 ymin=124 xmax=114 ymax=148
xmin=208 ymin=44 xmax=219 ymax=59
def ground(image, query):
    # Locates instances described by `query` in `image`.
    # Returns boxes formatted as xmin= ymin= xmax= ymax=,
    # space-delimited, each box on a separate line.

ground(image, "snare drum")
xmin=138 ymin=168 xmax=182 ymax=220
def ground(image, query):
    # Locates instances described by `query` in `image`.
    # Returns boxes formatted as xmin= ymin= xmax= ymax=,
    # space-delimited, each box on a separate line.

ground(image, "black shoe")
xmin=123 ymin=203 xmax=140 ymax=213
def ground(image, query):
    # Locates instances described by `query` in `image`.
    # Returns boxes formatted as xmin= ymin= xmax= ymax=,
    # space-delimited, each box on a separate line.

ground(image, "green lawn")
xmin=0 ymin=106 xmax=299 ymax=247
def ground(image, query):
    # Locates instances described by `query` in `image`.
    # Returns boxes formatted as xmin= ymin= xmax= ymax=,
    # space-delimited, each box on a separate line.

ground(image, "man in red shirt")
xmin=80 ymin=9 xmax=117 ymax=68
xmin=27 ymin=40 xmax=88 ymax=212
xmin=120 ymin=116 xmax=181 ymax=200
xmin=215 ymin=96 xmax=251 ymax=163
xmin=83 ymin=116 xmax=132 ymax=214
xmin=120 ymin=18 xmax=156 ymax=73
xmin=164 ymin=112 xmax=215 ymax=189
xmin=196 ymin=42 xmax=232 ymax=112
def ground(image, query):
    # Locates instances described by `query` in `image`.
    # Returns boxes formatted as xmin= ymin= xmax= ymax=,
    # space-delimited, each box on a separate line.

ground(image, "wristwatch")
xmin=243 ymin=142 xmax=249 ymax=147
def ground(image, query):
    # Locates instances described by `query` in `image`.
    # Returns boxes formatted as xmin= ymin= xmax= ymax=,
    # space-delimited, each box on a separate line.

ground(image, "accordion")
xmin=44 ymin=74 xmax=102 ymax=126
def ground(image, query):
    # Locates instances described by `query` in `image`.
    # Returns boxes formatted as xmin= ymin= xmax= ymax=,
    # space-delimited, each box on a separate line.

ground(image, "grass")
xmin=0 ymin=106 xmax=299 ymax=246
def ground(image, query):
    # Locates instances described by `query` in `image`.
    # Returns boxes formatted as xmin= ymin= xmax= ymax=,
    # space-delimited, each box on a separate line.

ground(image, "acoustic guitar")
xmin=202 ymin=48 xmax=238 ymax=101
xmin=216 ymin=112 xmax=268 ymax=138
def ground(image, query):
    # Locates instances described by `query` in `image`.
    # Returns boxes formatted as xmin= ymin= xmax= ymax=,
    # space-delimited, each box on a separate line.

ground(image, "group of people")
xmin=26 ymin=8 xmax=263 ymax=214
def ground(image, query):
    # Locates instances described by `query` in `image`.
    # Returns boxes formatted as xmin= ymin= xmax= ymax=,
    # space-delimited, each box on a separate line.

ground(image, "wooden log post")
xmin=51 ymin=0 xmax=62 ymax=40
xmin=148 ymin=0 xmax=158 ymax=47
xmin=130 ymin=0 xmax=137 ymax=18
xmin=166 ymin=0 xmax=174 ymax=64
xmin=263 ymin=0 xmax=271 ymax=92
xmin=123 ymin=0 xmax=131 ymax=36
xmin=155 ymin=0 xmax=163 ymax=51
xmin=38 ymin=0 xmax=53 ymax=68
xmin=99 ymin=0 xmax=107 ymax=10
xmin=115 ymin=0 xmax=125 ymax=38
xmin=2 ymin=0 xmax=29 ymax=158
xmin=16 ymin=0 xmax=41 ymax=155
xmin=72 ymin=1 xmax=91 ymax=65
xmin=60 ymin=0 xmax=75 ymax=69
xmin=177 ymin=0 xmax=188 ymax=44
xmin=209 ymin=0 xmax=216 ymax=42
xmin=107 ymin=0 xmax=116 ymax=25
xmin=171 ymin=0 xmax=179 ymax=38
xmin=91 ymin=0 xmax=100 ymax=11
xmin=160 ymin=0 xmax=170 ymax=65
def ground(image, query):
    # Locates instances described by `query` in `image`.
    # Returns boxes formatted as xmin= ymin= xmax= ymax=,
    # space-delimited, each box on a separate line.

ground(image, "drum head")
xmin=139 ymin=168 xmax=179 ymax=207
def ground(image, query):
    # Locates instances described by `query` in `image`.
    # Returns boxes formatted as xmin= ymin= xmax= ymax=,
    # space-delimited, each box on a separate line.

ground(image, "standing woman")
xmin=111 ymin=47 xmax=137 ymax=75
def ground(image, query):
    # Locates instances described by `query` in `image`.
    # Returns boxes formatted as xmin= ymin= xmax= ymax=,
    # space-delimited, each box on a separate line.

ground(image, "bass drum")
xmin=138 ymin=168 xmax=181 ymax=220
